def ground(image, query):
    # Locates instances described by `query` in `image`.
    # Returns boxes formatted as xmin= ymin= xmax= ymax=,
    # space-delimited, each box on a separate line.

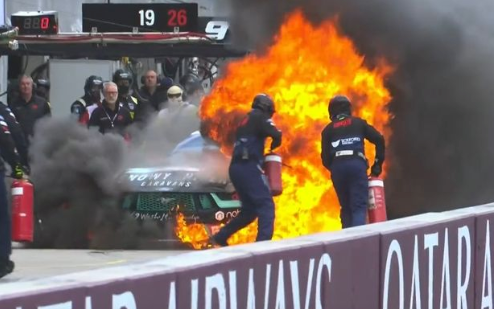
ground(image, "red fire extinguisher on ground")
xmin=263 ymin=153 xmax=283 ymax=196
xmin=368 ymin=176 xmax=387 ymax=223
xmin=11 ymin=179 xmax=34 ymax=242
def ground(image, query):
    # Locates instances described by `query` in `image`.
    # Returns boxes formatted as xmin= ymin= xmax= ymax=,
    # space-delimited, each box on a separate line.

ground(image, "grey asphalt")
xmin=0 ymin=248 xmax=190 ymax=283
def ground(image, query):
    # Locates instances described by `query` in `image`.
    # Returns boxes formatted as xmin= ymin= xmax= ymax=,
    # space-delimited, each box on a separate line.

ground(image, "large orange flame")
xmin=175 ymin=10 xmax=393 ymax=248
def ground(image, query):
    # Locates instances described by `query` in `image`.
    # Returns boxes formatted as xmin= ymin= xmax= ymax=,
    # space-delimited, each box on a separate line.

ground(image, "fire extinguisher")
xmin=11 ymin=179 xmax=34 ymax=242
xmin=368 ymin=176 xmax=387 ymax=223
xmin=263 ymin=153 xmax=283 ymax=196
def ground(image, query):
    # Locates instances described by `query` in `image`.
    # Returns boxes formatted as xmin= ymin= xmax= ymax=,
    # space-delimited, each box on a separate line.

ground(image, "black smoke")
xmin=124 ymin=109 xmax=201 ymax=168
xmin=219 ymin=0 xmax=494 ymax=217
xmin=27 ymin=102 xmax=202 ymax=249
xmin=29 ymin=118 xmax=163 ymax=249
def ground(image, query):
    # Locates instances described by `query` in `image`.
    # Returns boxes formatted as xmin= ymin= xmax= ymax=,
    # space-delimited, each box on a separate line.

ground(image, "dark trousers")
xmin=0 ymin=171 xmax=11 ymax=260
xmin=214 ymin=161 xmax=275 ymax=244
xmin=331 ymin=159 xmax=368 ymax=228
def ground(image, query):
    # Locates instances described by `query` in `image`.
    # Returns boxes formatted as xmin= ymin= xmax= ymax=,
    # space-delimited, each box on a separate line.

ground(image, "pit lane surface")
xmin=0 ymin=248 xmax=190 ymax=283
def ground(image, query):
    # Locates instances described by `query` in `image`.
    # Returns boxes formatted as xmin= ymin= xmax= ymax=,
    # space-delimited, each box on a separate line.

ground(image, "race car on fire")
xmin=120 ymin=131 xmax=241 ymax=227
xmin=30 ymin=131 xmax=241 ymax=249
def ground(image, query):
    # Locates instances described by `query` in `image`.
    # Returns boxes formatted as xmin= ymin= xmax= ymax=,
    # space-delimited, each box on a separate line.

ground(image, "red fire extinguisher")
xmin=263 ymin=153 xmax=283 ymax=196
xmin=368 ymin=176 xmax=387 ymax=223
xmin=11 ymin=179 xmax=34 ymax=242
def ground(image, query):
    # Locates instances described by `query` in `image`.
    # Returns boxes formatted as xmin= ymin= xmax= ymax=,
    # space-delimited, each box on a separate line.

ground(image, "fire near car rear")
xmin=120 ymin=131 xmax=241 ymax=227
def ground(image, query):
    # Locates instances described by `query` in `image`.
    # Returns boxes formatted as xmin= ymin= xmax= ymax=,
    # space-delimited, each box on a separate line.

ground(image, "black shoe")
xmin=209 ymin=236 xmax=228 ymax=248
xmin=0 ymin=260 xmax=15 ymax=279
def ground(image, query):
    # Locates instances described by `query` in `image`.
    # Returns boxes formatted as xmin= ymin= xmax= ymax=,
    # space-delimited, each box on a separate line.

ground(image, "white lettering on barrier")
xmin=164 ymin=253 xmax=330 ymax=309
xmin=305 ymin=259 xmax=316 ymax=309
xmin=275 ymin=260 xmax=286 ymax=309
xmin=440 ymin=228 xmax=452 ymax=309
xmin=38 ymin=303 xmax=72 ymax=309
xmin=205 ymin=274 xmax=227 ymax=309
xmin=410 ymin=235 xmax=422 ymax=309
xmin=457 ymin=226 xmax=471 ymax=309
xmin=85 ymin=296 xmax=92 ymax=309
xmin=264 ymin=264 xmax=272 ymax=309
xmin=424 ymin=232 xmax=439 ymax=309
xmin=191 ymin=279 xmax=199 ymax=309
xmin=381 ymin=225 xmax=475 ymax=309
xmin=315 ymin=253 xmax=332 ymax=309
xmin=290 ymin=258 xmax=316 ymax=309
xmin=62 ymin=294 xmax=136 ymax=309
xmin=229 ymin=271 xmax=238 ymax=309
xmin=247 ymin=268 xmax=256 ymax=309
xmin=169 ymin=281 xmax=177 ymax=309
xmin=383 ymin=239 xmax=405 ymax=309
xmin=290 ymin=260 xmax=302 ymax=309
xmin=482 ymin=220 xmax=493 ymax=309
xmin=112 ymin=292 xmax=136 ymax=309
xmin=55 ymin=281 xmax=156 ymax=309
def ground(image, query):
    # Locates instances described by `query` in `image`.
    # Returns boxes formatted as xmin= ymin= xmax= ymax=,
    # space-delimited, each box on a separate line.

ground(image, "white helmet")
xmin=167 ymin=85 xmax=183 ymax=97
xmin=167 ymin=85 xmax=184 ymax=107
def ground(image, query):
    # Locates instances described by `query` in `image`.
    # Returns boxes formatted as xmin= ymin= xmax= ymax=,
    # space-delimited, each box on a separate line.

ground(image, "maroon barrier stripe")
xmin=0 ymin=206 xmax=493 ymax=309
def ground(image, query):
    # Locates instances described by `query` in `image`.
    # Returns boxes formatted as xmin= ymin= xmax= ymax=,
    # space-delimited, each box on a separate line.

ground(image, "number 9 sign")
xmin=205 ymin=21 xmax=229 ymax=41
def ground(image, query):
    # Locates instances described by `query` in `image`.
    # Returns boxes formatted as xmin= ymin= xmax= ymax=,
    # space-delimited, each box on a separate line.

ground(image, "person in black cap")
xmin=113 ymin=69 xmax=139 ymax=120
xmin=70 ymin=75 xmax=103 ymax=125
xmin=211 ymin=93 xmax=282 ymax=246
xmin=320 ymin=95 xmax=385 ymax=228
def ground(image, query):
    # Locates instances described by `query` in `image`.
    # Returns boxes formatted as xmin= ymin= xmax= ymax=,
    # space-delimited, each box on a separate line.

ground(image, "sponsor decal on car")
xmin=126 ymin=171 xmax=229 ymax=188
xmin=131 ymin=211 xmax=200 ymax=222
xmin=215 ymin=211 xmax=225 ymax=221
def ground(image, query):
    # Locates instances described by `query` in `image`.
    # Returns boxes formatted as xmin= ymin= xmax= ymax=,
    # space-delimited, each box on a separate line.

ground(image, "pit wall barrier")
xmin=1 ymin=204 xmax=494 ymax=309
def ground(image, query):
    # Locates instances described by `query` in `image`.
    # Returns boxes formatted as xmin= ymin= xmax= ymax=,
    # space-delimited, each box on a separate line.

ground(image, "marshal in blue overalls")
xmin=321 ymin=95 xmax=386 ymax=228
xmin=211 ymin=94 xmax=282 ymax=246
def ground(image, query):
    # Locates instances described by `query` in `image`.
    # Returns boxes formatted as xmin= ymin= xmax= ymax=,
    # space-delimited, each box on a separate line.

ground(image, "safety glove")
xmin=11 ymin=164 xmax=24 ymax=179
xmin=370 ymin=160 xmax=382 ymax=177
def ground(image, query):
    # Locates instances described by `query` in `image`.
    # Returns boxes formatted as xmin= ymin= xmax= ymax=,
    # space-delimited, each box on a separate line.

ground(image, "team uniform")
xmin=321 ymin=95 xmax=385 ymax=228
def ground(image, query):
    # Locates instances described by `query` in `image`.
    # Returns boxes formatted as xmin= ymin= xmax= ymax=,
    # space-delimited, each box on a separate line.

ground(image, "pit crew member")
xmin=113 ymin=69 xmax=139 ymax=120
xmin=71 ymin=75 xmax=103 ymax=124
xmin=211 ymin=93 xmax=282 ymax=246
xmin=320 ymin=95 xmax=385 ymax=228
